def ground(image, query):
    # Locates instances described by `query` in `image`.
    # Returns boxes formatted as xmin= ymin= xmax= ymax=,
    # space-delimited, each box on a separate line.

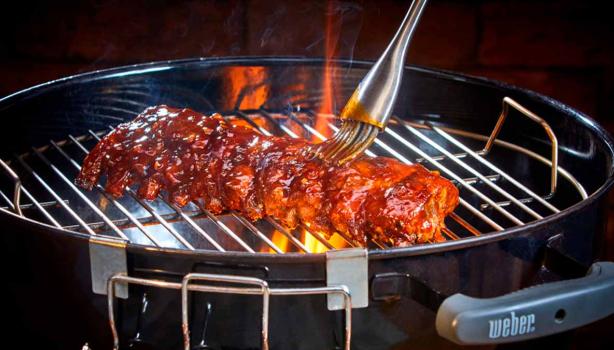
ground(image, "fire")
xmin=328 ymin=233 xmax=350 ymax=250
xmin=314 ymin=0 xmax=343 ymax=142
xmin=302 ymin=229 xmax=351 ymax=253
xmin=302 ymin=228 xmax=329 ymax=254
xmin=263 ymin=226 xmax=350 ymax=254
xmin=223 ymin=66 xmax=269 ymax=111
xmin=265 ymin=230 xmax=289 ymax=253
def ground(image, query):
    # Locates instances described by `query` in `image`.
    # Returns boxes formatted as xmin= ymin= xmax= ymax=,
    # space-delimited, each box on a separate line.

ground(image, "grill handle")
xmin=435 ymin=261 xmax=614 ymax=344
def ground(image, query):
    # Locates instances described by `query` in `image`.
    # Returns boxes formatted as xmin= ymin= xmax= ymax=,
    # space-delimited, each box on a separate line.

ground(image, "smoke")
xmin=237 ymin=0 xmax=364 ymax=60
xmin=223 ymin=2 xmax=246 ymax=55
xmin=323 ymin=1 xmax=364 ymax=63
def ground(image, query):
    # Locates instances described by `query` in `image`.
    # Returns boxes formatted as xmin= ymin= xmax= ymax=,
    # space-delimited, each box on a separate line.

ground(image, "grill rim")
xmin=1 ymin=56 xmax=613 ymax=261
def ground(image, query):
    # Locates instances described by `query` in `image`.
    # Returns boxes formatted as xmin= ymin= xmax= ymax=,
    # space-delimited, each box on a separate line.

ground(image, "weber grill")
xmin=0 ymin=58 xmax=612 ymax=350
xmin=0 ymin=83 xmax=587 ymax=252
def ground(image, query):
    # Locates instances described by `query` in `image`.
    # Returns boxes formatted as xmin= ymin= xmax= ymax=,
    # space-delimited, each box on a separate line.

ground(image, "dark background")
xmin=0 ymin=0 xmax=613 ymax=347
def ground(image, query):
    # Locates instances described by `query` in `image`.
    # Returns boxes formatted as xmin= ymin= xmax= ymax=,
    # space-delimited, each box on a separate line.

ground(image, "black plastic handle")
xmin=435 ymin=262 xmax=614 ymax=345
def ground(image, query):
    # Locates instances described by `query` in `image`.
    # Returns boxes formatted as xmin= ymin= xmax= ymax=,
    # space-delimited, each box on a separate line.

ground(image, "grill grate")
xmin=0 ymin=100 xmax=587 ymax=254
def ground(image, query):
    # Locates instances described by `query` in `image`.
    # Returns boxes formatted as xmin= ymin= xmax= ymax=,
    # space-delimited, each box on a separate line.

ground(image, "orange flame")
xmin=328 ymin=233 xmax=350 ymax=250
xmin=224 ymin=66 xmax=269 ymax=111
xmin=264 ymin=230 xmax=289 ymax=253
xmin=314 ymin=0 xmax=343 ymax=142
xmin=263 ymin=226 xmax=350 ymax=254
xmin=302 ymin=228 xmax=329 ymax=254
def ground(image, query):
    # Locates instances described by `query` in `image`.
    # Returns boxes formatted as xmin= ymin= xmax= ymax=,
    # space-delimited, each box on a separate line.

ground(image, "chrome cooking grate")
xmin=0 ymin=98 xmax=587 ymax=253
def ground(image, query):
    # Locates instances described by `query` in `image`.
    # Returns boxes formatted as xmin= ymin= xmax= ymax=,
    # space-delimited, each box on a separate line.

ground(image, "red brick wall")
xmin=1 ymin=1 xmax=611 ymax=121
xmin=1 ymin=0 xmax=612 ymax=123
xmin=1 ymin=0 xmax=613 ymax=258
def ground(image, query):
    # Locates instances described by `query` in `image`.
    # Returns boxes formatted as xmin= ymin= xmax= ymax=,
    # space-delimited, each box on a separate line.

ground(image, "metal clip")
xmin=89 ymin=237 xmax=128 ymax=299
xmin=326 ymin=248 xmax=368 ymax=310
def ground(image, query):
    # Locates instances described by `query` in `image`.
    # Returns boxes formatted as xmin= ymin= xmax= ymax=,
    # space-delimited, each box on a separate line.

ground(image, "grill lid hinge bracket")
xmin=326 ymin=248 xmax=368 ymax=310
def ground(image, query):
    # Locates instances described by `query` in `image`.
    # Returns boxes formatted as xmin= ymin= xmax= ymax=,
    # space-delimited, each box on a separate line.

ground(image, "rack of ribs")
xmin=76 ymin=105 xmax=459 ymax=247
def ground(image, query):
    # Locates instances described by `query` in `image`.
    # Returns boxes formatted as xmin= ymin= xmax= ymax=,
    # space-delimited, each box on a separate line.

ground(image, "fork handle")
xmin=341 ymin=0 xmax=428 ymax=129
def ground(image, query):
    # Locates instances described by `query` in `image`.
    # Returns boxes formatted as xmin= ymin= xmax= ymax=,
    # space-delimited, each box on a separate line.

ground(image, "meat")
xmin=76 ymin=105 xmax=459 ymax=246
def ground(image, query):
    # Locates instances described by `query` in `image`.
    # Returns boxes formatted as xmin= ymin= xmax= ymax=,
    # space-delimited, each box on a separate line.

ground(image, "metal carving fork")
xmin=317 ymin=0 xmax=429 ymax=164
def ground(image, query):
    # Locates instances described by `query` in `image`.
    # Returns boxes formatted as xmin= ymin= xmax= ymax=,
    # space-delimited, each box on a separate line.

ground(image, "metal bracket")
xmin=326 ymin=248 xmax=368 ymax=310
xmin=181 ymin=273 xmax=270 ymax=350
xmin=483 ymin=97 xmax=559 ymax=197
xmin=0 ymin=158 xmax=23 ymax=216
xmin=89 ymin=237 xmax=128 ymax=299
xmin=106 ymin=272 xmax=352 ymax=350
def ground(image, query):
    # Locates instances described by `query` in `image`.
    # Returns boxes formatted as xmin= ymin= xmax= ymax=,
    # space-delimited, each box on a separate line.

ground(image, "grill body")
xmin=0 ymin=58 xmax=612 ymax=349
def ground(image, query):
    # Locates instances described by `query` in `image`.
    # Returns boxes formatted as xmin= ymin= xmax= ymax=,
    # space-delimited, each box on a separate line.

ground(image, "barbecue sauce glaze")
xmin=76 ymin=106 xmax=459 ymax=246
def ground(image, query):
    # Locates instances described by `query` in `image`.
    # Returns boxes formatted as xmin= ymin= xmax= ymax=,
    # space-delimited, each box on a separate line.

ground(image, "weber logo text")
xmin=488 ymin=312 xmax=536 ymax=339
